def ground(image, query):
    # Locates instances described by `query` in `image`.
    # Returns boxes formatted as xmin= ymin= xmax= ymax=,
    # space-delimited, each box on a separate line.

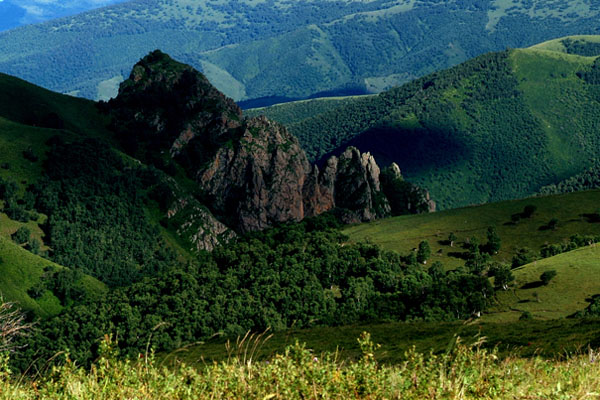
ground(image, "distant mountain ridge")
xmin=1 ymin=0 xmax=600 ymax=102
xmin=0 ymin=0 xmax=125 ymax=31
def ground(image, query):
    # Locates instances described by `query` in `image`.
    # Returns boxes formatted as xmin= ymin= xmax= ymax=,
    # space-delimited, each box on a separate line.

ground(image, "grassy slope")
xmin=344 ymin=190 xmax=600 ymax=324
xmin=510 ymin=48 xmax=596 ymax=181
xmin=492 ymin=245 xmax=600 ymax=321
xmin=0 ymin=73 xmax=113 ymax=189
xmin=0 ymin=73 xmax=111 ymax=139
xmin=169 ymin=317 xmax=600 ymax=367
xmin=344 ymin=190 xmax=600 ymax=269
xmin=245 ymin=95 xmax=374 ymax=127
xmin=0 ymin=236 xmax=106 ymax=318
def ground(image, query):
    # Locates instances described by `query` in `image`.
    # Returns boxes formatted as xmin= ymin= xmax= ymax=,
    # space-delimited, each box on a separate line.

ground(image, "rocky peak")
xmin=108 ymin=51 xmax=432 ymax=244
xmin=198 ymin=115 xmax=312 ymax=232
xmin=107 ymin=50 xmax=243 ymax=169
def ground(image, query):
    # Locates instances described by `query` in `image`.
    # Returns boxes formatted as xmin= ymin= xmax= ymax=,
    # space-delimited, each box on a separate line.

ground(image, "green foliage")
xmin=539 ymin=164 xmax=600 ymax=194
xmin=380 ymin=165 xmax=430 ymax=216
xmin=33 ymin=139 xmax=177 ymax=287
xmin=416 ymin=240 xmax=431 ymax=264
xmin=10 ymin=226 xmax=30 ymax=245
xmin=562 ymin=38 xmax=600 ymax=57
xmin=522 ymin=205 xmax=537 ymax=218
xmin=0 ymin=236 xmax=105 ymax=318
xmin=512 ymin=247 xmax=537 ymax=269
xmin=490 ymin=264 xmax=514 ymax=291
xmin=485 ymin=226 xmax=501 ymax=255
xmin=540 ymin=270 xmax=558 ymax=286
xmin=12 ymin=217 xmax=493 ymax=370
xmin=519 ymin=311 xmax=533 ymax=320
xmin=448 ymin=232 xmax=457 ymax=247
xmin=6 ymin=332 xmax=600 ymax=399
xmin=571 ymin=295 xmax=600 ymax=318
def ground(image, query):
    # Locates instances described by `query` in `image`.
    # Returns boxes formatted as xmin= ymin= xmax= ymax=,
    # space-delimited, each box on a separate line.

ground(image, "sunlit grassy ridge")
xmin=490 ymin=245 xmax=600 ymax=321
xmin=344 ymin=190 xmax=600 ymax=269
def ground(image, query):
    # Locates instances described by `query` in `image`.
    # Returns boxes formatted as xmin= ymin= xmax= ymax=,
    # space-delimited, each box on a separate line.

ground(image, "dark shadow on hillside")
xmin=581 ymin=213 xmax=600 ymax=223
xmin=316 ymin=124 xmax=471 ymax=176
xmin=448 ymin=251 xmax=469 ymax=260
xmin=521 ymin=281 xmax=543 ymax=290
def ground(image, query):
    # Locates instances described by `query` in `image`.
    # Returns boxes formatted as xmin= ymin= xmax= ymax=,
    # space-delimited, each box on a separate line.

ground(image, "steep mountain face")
xmin=108 ymin=51 xmax=403 ymax=235
xmin=2 ymin=0 xmax=600 ymax=102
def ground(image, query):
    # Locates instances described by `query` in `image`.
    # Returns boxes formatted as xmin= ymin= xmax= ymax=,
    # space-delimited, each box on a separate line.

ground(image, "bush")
xmin=11 ymin=226 xmax=30 ymax=245
xmin=22 ymin=148 xmax=38 ymax=162
xmin=417 ymin=240 xmax=431 ymax=264
xmin=540 ymin=270 xmax=557 ymax=286
xmin=511 ymin=247 xmax=536 ymax=268
xmin=519 ymin=311 xmax=533 ymax=320
xmin=522 ymin=205 xmax=537 ymax=218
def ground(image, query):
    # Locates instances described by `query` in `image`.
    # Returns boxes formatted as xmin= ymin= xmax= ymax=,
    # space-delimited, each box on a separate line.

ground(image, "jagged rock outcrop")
xmin=108 ymin=50 xmax=430 ymax=244
xmin=198 ymin=116 xmax=312 ymax=232
xmin=311 ymin=147 xmax=391 ymax=223
xmin=380 ymin=162 xmax=436 ymax=215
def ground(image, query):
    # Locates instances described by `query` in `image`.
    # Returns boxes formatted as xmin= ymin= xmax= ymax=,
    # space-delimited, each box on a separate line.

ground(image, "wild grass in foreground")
xmin=2 ymin=333 xmax=600 ymax=399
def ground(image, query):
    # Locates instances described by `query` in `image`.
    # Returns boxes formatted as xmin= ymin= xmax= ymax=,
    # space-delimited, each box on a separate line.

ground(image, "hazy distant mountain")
xmin=1 ymin=0 xmax=600 ymax=104
xmin=0 ymin=0 xmax=126 ymax=31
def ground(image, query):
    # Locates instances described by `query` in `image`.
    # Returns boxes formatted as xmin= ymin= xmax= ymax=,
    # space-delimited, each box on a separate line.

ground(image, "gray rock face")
xmin=197 ymin=117 xmax=392 ymax=232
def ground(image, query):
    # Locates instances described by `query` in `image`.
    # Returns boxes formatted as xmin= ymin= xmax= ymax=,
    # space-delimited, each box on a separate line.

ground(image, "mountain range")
xmin=1 ymin=0 xmax=600 ymax=103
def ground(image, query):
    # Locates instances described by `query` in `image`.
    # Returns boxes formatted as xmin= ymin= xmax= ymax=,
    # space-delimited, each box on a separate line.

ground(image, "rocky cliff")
xmin=108 ymin=51 xmax=428 ymax=244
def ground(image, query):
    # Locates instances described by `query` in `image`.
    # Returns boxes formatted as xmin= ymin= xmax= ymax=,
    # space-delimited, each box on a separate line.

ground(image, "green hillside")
xmin=0 ymin=235 xmax=106 ymax=318
xmin=3 ymin=45 xmax=600 ymax=379
xmin=491 ymin=245 xmax=600 ymax=322
xmin=344 ymin=189 xmax=600 ymax=269
xmin=2 ymin=0 xmax=600 ymax=101
xmin=344 ymin=189 xmax=600 ymax=322
xmin=279 ymin=38 xmax=600 ymax=209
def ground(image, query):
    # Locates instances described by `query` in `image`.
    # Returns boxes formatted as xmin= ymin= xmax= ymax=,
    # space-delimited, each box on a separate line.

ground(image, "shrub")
xmin=540 ymin=270 xmax=557 ymax=286
xmin=22 ymin=147 xmax=38 ymax=162
xmin=11 ymin=226 xmax=30 ymax=245
xmin=522 ymin=205 xmax=537 ymax=218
